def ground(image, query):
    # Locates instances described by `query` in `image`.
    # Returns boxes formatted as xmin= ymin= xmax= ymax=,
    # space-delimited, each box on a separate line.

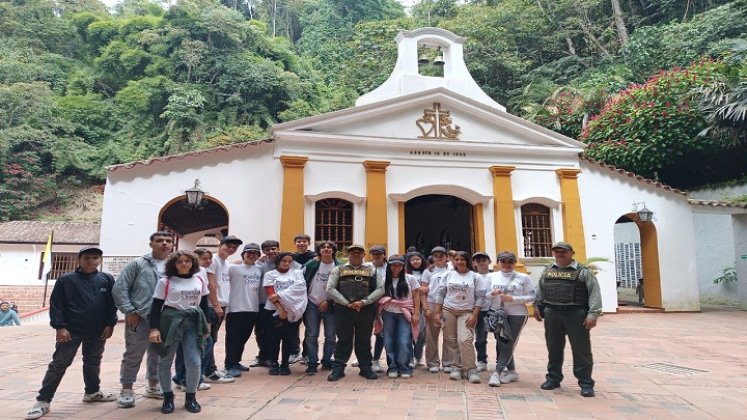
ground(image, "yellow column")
xmin=489 ymin=166 xmax=525 ymax=272
xmin=556 ymin=168 xmax=587 ymax=261
xmin=472 ymin=203 xmax=486 ymax=252
xmin=398 ymin=201 xmax=406 ymax=255
xmin=363 ymin=160 xmax=390 ymax=253
xmin=279 ymin=155 xmax=308 ymax=250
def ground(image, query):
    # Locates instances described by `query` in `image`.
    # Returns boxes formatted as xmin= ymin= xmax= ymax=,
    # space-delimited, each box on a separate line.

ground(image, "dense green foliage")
xmin=1 ymin=0 xmax=746 ymax=220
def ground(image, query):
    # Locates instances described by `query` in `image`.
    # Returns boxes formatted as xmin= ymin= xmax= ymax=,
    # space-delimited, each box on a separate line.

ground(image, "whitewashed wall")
xmin=0 ymin=243 xmax=81 ymax=285
xmin=579 ymin=161 xmax=700 ymax=312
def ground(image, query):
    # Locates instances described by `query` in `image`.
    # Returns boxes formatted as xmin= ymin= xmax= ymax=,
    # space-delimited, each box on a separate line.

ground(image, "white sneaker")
xmin=82 ymin=390 xmax=117 ymax=402
xmin=443 ymin=365 xmax=454 ymax=373
xmin=288 ymin=353 xmax=303 ymax=364
xmin=449 ymin=369 xmax=462 ymax=381
xmin=500 ymin=370 xmax=519 ymax=384
xmin=417 ymin=359 xmax=425 ymax=367
xmin=143 ymin=386 xmax=163 ymax=399
xmin=387 ymin=371 xmax=398 ymax=378
xmin=372 ymin=360 xmax=384 ymax=372
xmin=25 ymin=401 xmax=50 ymax=420
xmin=198 ymin=382 xmax=212 ymax=391
xmin=410 ymin=358 xmax=416 ymax=368
xmin=351 ymin=360 xmax=359 ymax=367
xmin=117 ymin=389 xmax=135 ymax=408
xmin=489 ymin=371 xmax=502 ymax=387
xmin=476 ymin=361 xmax=487 ymax=372
xmin=428 ymin=366 xmax=440 ymax=373
xmin=400 ymin=373 xmax=412 ymax=379
xmin=203 ymin=372 xmax=235 ymax=383
xmin=468 ymin=371 xmax=481 ymax=384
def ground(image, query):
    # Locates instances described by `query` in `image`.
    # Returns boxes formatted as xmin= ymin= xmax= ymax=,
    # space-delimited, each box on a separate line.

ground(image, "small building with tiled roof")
xmin=99 ymin=27 xmax=728 ymax=312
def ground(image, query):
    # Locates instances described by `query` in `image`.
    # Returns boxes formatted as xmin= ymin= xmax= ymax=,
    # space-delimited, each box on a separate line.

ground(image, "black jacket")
xmin=49 ymin=268 xmax=117 ymax=338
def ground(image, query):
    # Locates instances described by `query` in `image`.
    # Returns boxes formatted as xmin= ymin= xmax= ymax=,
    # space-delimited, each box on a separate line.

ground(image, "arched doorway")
xmin=613 ymin=214 xmax=662 ymax=309
xmin=158 ymin=196 xmax=229 ymax=250
xmin=405 ymin=194 xmax=473 ymax=255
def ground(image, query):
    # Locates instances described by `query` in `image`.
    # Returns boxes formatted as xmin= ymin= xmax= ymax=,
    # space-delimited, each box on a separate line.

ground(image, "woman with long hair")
xmin=148 ymin=251 xmax=210 ymax=414
xmin=433 ymin=251 xmax=483 ymax=383
xmin=406 ymin=252 xmax=428 ymax=367
xmin=378 ymin=255 xmax=420 ymax=378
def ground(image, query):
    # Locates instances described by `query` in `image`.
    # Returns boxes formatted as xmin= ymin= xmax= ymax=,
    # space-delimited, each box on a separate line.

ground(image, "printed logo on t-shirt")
xmin=181 ymin=288 xmax=202 ymax=305
xmin=243 ymin=273 xmax=261 ymax=284
xmin=315 ymin=271 xmax=330 ymax=283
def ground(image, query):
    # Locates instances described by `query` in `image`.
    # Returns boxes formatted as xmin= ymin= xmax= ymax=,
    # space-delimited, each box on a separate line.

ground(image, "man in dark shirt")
xmin=25 ymin=247 xmax=118 ymax=420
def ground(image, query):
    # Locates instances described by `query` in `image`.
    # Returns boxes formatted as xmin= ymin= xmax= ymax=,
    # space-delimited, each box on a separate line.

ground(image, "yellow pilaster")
xmin=279 ymin=155 xmax=308 ymax=251
xmin=363 ymin=160 xmax=390 ymax=253
xmin=489 ymin=166 xmax=525 ymax=272
xmin=556 ymin=168 xmax=587 ymax=261
xmin=472 ymin=203 xmax=486 ymax=252
xmin=398 ymin=201 xmax=405 ymax=255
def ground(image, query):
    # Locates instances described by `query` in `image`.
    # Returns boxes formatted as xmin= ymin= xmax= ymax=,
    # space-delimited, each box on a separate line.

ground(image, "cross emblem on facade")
xmin=416 ymin=103 xmax=461 ymax=140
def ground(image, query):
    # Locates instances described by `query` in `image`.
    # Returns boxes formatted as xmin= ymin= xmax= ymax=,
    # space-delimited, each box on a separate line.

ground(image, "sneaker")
xmin=400 ymin=373 xmax=412 ymax=379
xmin=305 ymin=366 xmax=318 ymax=376
xmin=327 ymin=369 xmax=345 ymax=382
xmin=410 ymin=358 xmax=416 ymax=368
xmin=387 ymin=371 xmax=398 ymax=378
xmin=351 ymin=360 xmax=359 ymax=367
xmin=449 ymin=369 xmax=462 ymax=380
xmin=143 ymin=386 xmax=163 ymax=399
xmin=237 ymin=363 xmax=251 ymax=371
xmin=279 ymin=364 xmax=291 ymax=375
xmin=198 ymin=383 xmax=211 ymax=391
xmin=203 ymin=371 xmax=235 ymax=383
xmin=116 ymin=389 xmax=135 ymax=408
xmin=489 ymin=371 xmax=502 ymax=387
xmin=476 ymin=361 xmax=487 ymax=372
xmin=82 ymin=390 xmax=117 ymax=403
xmin=301 ymin=356 xmax=309 ymax=366
xmin=417 ymin=359 xmax=426 ymax=367
xmin=249 ymin=358 xmax=270 ymax=368
xmin=288 ymin=353 xmax=303 ymax=364
xmin=225 ymin=367 xmax=242 ymax=378
xmin=25 ymin=400 xmax=50 ymax=420
xmin=500 ymin=370 xmax=519 ymax=384
xmin=468 ymin=371 xmax=481 ymax=384
xmin=371 ymin=360 xmax=384 ymax=372
xmin=443 ymin=365 xmax=454 ymax=373
xmin=269 ymin=365 xmax=280 ymax=376
xmin=428 ymin=366 xmax=440 ymax=373
xmin=580 ymin=386 xmax=595 ymax=397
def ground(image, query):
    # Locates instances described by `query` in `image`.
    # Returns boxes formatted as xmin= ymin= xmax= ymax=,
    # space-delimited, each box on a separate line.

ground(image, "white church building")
xmin=99 ymin=28 xmax=711 ymax=313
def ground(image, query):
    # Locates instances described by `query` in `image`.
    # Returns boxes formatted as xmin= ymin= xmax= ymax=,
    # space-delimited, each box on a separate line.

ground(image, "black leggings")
xmin=267 ymin=317 xmax=300 ymax=366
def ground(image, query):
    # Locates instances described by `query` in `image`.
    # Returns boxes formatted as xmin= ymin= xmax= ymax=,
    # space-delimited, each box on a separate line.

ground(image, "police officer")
xmin=325 ymin=244 xmax=384 ymax=381
xmin=534 ymin=242 xmax=602 ymax=397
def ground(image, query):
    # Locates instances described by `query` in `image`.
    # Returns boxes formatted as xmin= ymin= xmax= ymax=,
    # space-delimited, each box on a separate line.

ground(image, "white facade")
xmin=99 ymin=28 xmax=705 ymax=312
xmin=0 ymin=243 xmax=81 ymax=286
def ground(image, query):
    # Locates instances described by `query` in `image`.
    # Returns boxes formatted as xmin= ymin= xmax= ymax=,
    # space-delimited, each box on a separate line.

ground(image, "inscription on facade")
xmin=409 ymin=150 xmax=467 ymax=157
xmin=103 ymin=256 xmax=136 ymax=279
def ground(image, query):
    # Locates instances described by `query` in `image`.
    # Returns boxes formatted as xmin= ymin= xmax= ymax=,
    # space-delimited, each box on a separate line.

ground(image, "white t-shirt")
xmin=154 ymin=259 xmax=167 ymax=278
xmin=439 ymin=270 xmax=480 ymax=311
xmin=207 ymin=255 xmax=231 ymax=307
xmin=475 ymin=272 xmax=492 ymax=312
xmin=484 ymin=271 xmax=535 ymax=316
xmin=262 ymin=269 xmax=305 ymax=314
xmin=153 ymin=275 xmax=209 ymax=310
xmin=227 ymin=263 xmax=262 ymax=313
xmin=383 ymin=274 xmax=421 ymax=313
xmin=308 ymin=262 xmax=335 ymax=305
xmin=421 ymin=265 xmax=452 ymax=304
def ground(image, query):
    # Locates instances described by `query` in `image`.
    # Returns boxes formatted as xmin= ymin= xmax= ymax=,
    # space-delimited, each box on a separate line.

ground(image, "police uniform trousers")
xmin=332 ymin=303 xmax=376 ymax=370
xmin=543 ymin=305 xmax=594 ymax=388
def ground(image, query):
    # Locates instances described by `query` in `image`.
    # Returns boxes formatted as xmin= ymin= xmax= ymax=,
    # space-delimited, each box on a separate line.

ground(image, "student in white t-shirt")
xmin=302 ymin=241 xmax=340 ymax=375
xmin=148 ymin=251 xmax=209 ymax=414
xmin=379 ymin=255 xmax=421 ymax=378
xmin=224 ymin=243 xmax=263 ymax=378
xmin=434 ymin=251 xmax=483 ymax=384
xmin=406 ymin=252 xmax=428 ymax=367
xmin=420 ymin=246 xmax=454 ymax=373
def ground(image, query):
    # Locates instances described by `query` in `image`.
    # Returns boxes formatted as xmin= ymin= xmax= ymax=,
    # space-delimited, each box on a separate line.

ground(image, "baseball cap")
xmin=369 ymin=245 xmax=386 ymax=254
xmin=497 ymin=251 xmax=517 ymax=262
xmin=551 ymin=241 xmax=574 ymax=251
xmin=220 ymin=235 xmax=243 ymax=246
xmin=387 ymin=254 xmax=406 ymax=265
xmin=347 ymin=244 xmax=365 ymax=252
xmin=430 ymin=246 xmax=447 ymax=255
xmin=242 ymin=243 xmax=261 ymax=253
xmin=472 ymin=251 xmax=491 ymax=261
xmin=78 ymin=246 xmax=103 ymax=257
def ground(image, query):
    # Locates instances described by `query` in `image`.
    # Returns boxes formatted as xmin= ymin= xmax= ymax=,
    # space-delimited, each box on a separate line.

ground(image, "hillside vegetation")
xmin=1 ymin=0 xmax=746 ymax=220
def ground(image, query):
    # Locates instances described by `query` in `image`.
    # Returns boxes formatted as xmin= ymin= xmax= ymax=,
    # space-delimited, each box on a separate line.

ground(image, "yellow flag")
xmin=40 ymin=231 xmax=53 ymax=280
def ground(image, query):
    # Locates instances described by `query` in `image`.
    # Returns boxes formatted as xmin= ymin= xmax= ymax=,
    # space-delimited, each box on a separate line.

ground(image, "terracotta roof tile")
xmin=107 ymin=139 xmax=273 ymax=172
xmin=688 ymin=198 xmax=747 ymax=209
xmin=581 ymin=157 xmax=687 ymax=196
xmin=0 ymin=221 xmax=100 ymax=244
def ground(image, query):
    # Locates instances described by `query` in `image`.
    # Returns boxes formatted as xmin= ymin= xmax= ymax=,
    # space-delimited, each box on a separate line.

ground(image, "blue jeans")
xmin=174 ymin=336 xmax=212 ymax=386
xmin=413 ymin=308 xmax=426 ymax=360
xmin=474 ymin=311 xmax=489 ymax=363
xmin=37 ymin=336 xmax=106 ymax=402
xmin=304 ymin=303 xmax=335 ymax=368
xmin=159 ymin=320 xmax=202 ymax=394
xmin=382 ymin=311 xmax=413 ymax=374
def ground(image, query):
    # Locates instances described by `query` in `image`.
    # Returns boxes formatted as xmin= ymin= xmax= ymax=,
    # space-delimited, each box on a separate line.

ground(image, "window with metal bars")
xmin=38 ymin=253 xmax=79 ymax=280
xmin=315 ymin=198 xmax=353 ymax=249
xmin=521 ymin=203 xmax=552 ymax=257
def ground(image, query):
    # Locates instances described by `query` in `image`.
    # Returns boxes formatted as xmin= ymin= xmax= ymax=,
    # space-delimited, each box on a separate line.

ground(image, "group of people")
xmin=0 ymin=300 xmax=21 ymax=326
xmin=24 ymin=232 xmax=602 ymax=420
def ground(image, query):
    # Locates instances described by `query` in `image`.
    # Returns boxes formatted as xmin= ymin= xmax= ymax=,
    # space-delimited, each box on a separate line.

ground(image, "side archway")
xmin=613 ymin=213 xmax=662 ymax=309
xmin=158 ymin=195 xmax=229 ymax=250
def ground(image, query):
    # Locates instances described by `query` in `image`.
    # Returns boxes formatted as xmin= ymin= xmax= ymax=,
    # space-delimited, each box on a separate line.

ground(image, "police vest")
xmin=540 ymin=265 xmax=588 ymax=307
xmin=336 ymin=266 xmax=376 ymax=302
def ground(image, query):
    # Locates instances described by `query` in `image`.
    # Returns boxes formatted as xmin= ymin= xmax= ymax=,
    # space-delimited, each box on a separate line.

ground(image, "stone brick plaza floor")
xmin=2 ymin=307 xmax=747 ymax=419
